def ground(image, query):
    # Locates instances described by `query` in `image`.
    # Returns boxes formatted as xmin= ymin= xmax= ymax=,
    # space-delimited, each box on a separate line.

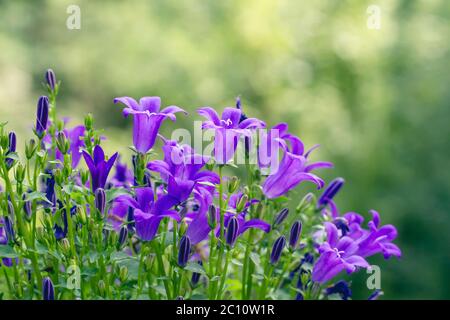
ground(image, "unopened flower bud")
xmin=225 ymin=216 xmax=239 ymax=248
xmin=208 ymin=204 xmax=217 ymax=229
xmin=273 ymin=208 xmax=289 ymax=226
xmin=289 ymin=221 xmax=302 ymax=249
xmin=25 ymin=139 xmax=37 ymax=159
xmin=270 ymin=236 xmax=286 ymax=265
xmin=236 ymin=194 xmax=248 ymax=213
xmin=42 ymin=277 xmax=55 ymax=300
xmin=227 ymin=176 xmax=239 ymax=194
xmin=35 ymin=96 xmax=49 ymax=138
xmin=45 ymin=69 xmax=57 ymax=91
xmin=119 ymin=265 xmax=128 ymax=282
xmin=178 ymin=236 xmax=191 ymax=268
xmin=56 ymin=131 xmax=70 ymax=155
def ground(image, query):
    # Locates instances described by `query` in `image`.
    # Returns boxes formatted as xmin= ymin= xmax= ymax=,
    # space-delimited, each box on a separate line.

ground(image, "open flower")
xmin=197 ymin=106 xmax=265 ymax=164
xmin=114 ymin=96 xmax=186 ymax=154
xmin=262 ymin=123 xmax=332 ymax=199
xmin=82 ymin=145 xmax=118 ymax=192
xmin=312 ymin=222 xmax=369 ymax=283
xmin=113 ymin=187 xmax=180 ymax=241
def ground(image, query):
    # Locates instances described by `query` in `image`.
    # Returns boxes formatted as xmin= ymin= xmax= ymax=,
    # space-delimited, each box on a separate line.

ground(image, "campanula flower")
xmin=289 ymin=220 xmax=302 ymax=249
xmin=312 ymin=222 xmax=369 ymax=283
xmin=113 ymin=187 xmax=180 ymax=241
xmin=114 ymin=96 xmax=186 ymax=154
xmin=82 ymin=145 xmax=118 ymax=192
xmin=346 ymin=210 xmax=402 ymax=259
xmin=110 ymin=156 xmax=133 ymax=188
xmin=197 ymin=105 xmax=265 ymax=164
xmin=225 ymin=216 xmax=239 ymax=247
xmin=261 ymin=123 xmax=332 ymax=199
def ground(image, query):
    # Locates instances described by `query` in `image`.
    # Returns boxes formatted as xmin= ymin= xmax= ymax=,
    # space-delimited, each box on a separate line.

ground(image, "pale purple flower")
xmin=197 ymin=106 xmax=265 ymax=164
xmin=114 ymin=97 xmax=186 ymax=154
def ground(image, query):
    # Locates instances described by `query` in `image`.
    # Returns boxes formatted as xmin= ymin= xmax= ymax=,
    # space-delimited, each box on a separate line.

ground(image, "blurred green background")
xmin=0 ymin=0 xmax=449 ymax=299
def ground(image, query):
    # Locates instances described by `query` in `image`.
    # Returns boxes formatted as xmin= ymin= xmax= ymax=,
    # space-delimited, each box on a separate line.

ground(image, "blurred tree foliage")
xmin=0 ymin=0 xmax=449 ymax=299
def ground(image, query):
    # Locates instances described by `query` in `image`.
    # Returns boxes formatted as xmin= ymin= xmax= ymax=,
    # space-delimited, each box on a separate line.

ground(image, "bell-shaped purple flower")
xmin=312 ymin=222 xmax=369 ymax=283
xmin=261 ymin=123 xmax=332 ymax=199
xmin=82 ymin=145 xmax=118 ymax=192
xmin=114 ymin=187 xmax=180 ymax=241
xmin=42 ymin=277 xmax=55 ymax=300
xmin=197 ymin=105 xmax=265 ymax=164
xmin=178 ymin=235 xmax=191 ymax=268
xmin=36 ymin=96 xmax=49 ymax=138
xmin=114 ymin=96 xmax=186 ymax=154
xmin=270 ymin=236 xmax=286 ymax=264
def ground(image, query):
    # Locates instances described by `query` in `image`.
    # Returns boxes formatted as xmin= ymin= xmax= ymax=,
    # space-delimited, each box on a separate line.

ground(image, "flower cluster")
xmin=0 ymin=70 xmax=401 ymax=300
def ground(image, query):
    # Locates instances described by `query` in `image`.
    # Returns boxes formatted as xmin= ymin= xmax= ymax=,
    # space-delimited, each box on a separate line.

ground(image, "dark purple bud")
xmin=236 ymin=96 xmax=242 ymax=109
xmin=325 ymin=280 xmax=352 ymax=300
xmin=289 ymin=220 xmax=302 ymax=249
xmin=295 ymin=273 xmax=304 ymax=300
xmin=270 ymin=236 xmax=286 ymax=265
xmin=225 ymin=216 xmax=239 ymax=247
xmin=273 ymin=208 xmax=289 ymax=226
xmin=207 ymin=204 xmax=217 ymax=229
xmin=94 ymin=188 xmax=106 ymax=216
xmin=22 ymin=194 xmax=32 ymax=221
xmin=178 ymin=235 xmax=191 ymax=268
xmin=42 ymin=277 xmax=55 ymax=300
xmin=4 ymin=216 xmax=15 ymax=243
xmin=36 ymin=96 xmax=49 ymax=137
xmin=318 ymin=178 xmax=345 ymax=208
xmin=191 ymin=261 xmax=203 ymax=286
xmin=117 ymin=226 xmax=128 ymax=248
xmin=5 ymin=132 xmax=17 ymax=168
xmin=45 ymin=69 xmax=57 ymax=91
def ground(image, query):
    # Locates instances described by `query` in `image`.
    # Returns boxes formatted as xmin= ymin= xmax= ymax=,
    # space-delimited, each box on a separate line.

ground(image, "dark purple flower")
xmin=225 ymin=216 xmax=239 ymax=247
xmin=45 ymin=69 xmax=57 ymax=91
xmin=5 ymin=132 xmax=16 ymax=169
xmin=325 ymin=280 xmax=352 ymax=300
xmin=36 ymin=96 xmax=49 ymax=137
xmin=178 ymin=235 xmax=191 ymax=268
xmin=312 ymin=222 xmax=369 ymax=283
xmin=270 ymin=236 xmax=286 ymax=264
xmin=289 ymin=220 xmax=302 ymax=249
xmin=197 ymin=105 xmax=265 ymax=164
xmin=114 ymin=96 xmax=186 ymax=154
xmin=110 ymin=156 xmax=133 ymax=188
xmin=42 ymin=277 xmax=55 ymax=300
xmin=114 ymin=187 xmax=180 ymax=241
xmin=261 ymin=123 xmax=332 ymax=199
xmin=82 ymin=145 xmax=118 ymax=192
xmin=147 ymin=138 xmax=219 ymax=197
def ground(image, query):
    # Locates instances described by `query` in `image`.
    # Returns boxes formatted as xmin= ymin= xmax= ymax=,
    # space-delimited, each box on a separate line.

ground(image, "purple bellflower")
xmin=345 ymin=210 xmax=402 ymax=259
xmin=312 ymin=222 xmax=369 ymax=283
xmin=113 ymin=187 xmax=180 ymax=241
xmin=197 ymin=105 xmax=265 ymax=164
xmin=35 ymin=96 xmax=49 ymax=138
xmin=114 ymin=96 xmax=186 ymax=154
xmin=82 ymin=145 xmax=118 ymax=192
xmin=261 ymin=123 xmax=333 ymax=199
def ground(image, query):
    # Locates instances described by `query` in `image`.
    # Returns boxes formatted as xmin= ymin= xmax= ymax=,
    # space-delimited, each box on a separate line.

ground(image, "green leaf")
xmin=24 ymin=191 xmax=53 ymax=205
xmin=184 ymin=262 xmax=207 ymax=275
xmin=0 ymin=245 xmax=18 ymax=258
